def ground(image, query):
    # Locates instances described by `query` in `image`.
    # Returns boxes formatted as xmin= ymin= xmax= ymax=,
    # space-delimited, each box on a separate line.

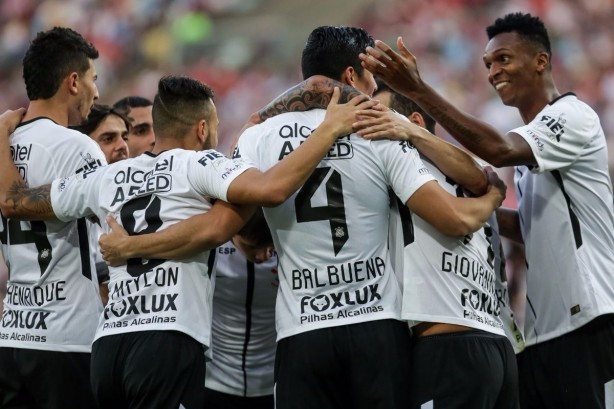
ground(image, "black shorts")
xmin=517 ymin=314 xmax=614 ymax=409
xmin=204 ymin=387 xmax=273 ymax=409
xmin=409 ymin=329 xmax=519 ymax=409
xmin=0 ymin=347 xmax=96 ymax=409
xmin=274 ymin=319 xmax=411 ymax=409
xmin=90 ymin=330 xmax=206 ymax=409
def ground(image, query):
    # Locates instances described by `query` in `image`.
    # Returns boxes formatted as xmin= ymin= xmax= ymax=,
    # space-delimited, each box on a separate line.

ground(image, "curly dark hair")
xmin=23 ymin=27 xmax=98 ymax=100
xmin=486 ymin=12 xmax=551 ymax=59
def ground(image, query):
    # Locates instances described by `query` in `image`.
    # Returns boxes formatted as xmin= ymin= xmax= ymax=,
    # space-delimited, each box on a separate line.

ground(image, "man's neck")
xmin=151 ymin=137 xmax=202 ymax=154
xmin=23 ymin=99 xmax=69 ymax=127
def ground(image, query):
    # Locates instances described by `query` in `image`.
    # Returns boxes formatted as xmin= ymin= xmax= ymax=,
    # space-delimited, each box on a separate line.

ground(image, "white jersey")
xmin=390 ymin=160 xmax=518 ymax=338
xmin=206 ymin=241 xmax=278 ymax=397
xmin=50 ymin=149 xmax=254 ymax=347
xmin=0 ymin=118 xmax=107 ymax=352
xmin=511 ymin=93 xmax=614 ymax=346
xmin=235 ymin=109 xmax=434 ymax=341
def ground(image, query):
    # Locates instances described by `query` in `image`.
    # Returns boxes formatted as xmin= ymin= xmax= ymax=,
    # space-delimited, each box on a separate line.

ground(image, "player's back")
xmin=1 ymin=118 xmax=106 ymax=352
xmin=51 ymin=148 xmax=253 ymax=348
xmin=236 ymin=109 xmax=433 ymax=340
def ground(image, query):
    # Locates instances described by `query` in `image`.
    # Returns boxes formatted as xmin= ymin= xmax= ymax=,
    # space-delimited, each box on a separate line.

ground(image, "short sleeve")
xmin=187 ymin=150 xmax=256 ymax=201
xmin=510 ymin=97 xmax=598 ymax=173
xmin=372 ymin=139 xmax=435 ymax=204
xmin=50 ymin=166 xmax=107 ymax=222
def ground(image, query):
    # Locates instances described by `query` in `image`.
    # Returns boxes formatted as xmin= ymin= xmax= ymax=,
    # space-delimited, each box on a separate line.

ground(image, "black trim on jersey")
xmin=15 ymin=116 xmax=59 ymax=129
xmin=550 ymin=170 xmax=583 ymax=248
xmin=548 ymin=92 xmax=575 ymax=106
xmin=206 ymin=249 xmax=216 ymax=279
xmin=143 ymin=151 xmax=166 ymax=158
xmin=396 ymin=196 xmax=414 ymax=246
xmin=77 ymin=218 xmax=92 ymax=280
xmin=241 ymin=261 xmax=256 ymax=397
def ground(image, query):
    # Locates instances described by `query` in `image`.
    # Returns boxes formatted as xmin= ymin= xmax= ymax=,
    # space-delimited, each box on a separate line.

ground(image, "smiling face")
xmin=483 ymin=32 xmax=548 ymax=112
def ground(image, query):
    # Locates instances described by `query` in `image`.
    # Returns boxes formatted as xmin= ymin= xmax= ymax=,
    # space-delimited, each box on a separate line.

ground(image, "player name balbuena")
xmin=291 ymin=256 xmax=386 ymax=290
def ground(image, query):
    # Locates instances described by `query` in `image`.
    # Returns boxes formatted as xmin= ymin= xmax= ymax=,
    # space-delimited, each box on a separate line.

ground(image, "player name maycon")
xmin=4 ymin=280 xmax=66 ymax=307
xmin=109 ymin=266 xmax=179 ymax=299
xmin=291 ymin=256 xmax=386 ymax=290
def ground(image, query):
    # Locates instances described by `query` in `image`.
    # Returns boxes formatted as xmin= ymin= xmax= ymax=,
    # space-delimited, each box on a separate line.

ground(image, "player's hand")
xmin=322 ymin=87 xmax=379 ymax=137
xmin=484 ymin=166 xmax=507 ymax=206
xmin=354 ymin=107 xmax=424 ymax=142
xmin=359 ymin=37 xmax=422 ymax=95
xmin=0 ymin=108 xmax=26 ymax=136
xmin=99 ymin=215 xmax=130 ymax=266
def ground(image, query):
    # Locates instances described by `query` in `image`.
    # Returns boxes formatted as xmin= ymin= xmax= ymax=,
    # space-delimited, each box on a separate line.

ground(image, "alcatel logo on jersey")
xmin=279 ymin=134 xmax=354 ymax=161
xmin=299 ymin=284 xmax=382 ymax=314
xmin=539 ymin=113 xmax=566 ymax=141
xmin=10 ymin=143 xmax=32 ymax=162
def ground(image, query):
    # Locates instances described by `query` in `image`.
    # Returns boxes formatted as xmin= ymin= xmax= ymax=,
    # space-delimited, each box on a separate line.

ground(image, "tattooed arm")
xmin=229 ymin=75 xmax=366 ymax=153
xmin=255 ymin=75 xmax=365 ymax=123
xmin=0 ymin=109 xmax=55 ymax=220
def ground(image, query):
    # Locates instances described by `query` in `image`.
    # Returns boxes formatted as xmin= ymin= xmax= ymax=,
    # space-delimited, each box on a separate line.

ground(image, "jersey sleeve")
xmin=187 ymin=150 xmax=256 ymax=201
xmin=55 ymin=131 xmax=108 ymax=176
xmin=510 ymin=98 xmax=599 ymax=173
xmin=50 ymin=165 xmax=107 ymax=222
xmin=372 ymin=140 xmax=435 ymax=204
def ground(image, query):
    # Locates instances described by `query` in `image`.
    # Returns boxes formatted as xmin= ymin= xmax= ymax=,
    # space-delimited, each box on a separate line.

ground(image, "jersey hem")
xmin=403 ymin=313 xmax=506 ymax=336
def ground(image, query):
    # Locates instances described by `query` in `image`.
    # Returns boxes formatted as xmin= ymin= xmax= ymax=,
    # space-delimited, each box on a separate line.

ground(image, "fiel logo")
xmin=539 ymin=113 xmax=566 ymax=141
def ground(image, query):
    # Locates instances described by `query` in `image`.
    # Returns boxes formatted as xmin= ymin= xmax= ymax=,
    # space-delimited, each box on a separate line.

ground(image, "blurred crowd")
xmin=1 ymin=0 xmax=614 ymax=323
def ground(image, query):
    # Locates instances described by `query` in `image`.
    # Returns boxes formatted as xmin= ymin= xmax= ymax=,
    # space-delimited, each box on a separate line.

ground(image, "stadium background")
xmin=1 ymin=0 xmax=614 ymax=323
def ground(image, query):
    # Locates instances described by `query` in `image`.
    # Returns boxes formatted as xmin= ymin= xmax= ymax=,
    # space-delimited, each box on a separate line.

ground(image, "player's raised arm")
xmin=0 ymin=108 xmax=56 ymax=220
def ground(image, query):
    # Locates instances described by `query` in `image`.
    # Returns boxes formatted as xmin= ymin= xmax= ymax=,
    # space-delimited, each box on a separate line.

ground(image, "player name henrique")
xmin=292 ymin=257 xmax=386 ymax=290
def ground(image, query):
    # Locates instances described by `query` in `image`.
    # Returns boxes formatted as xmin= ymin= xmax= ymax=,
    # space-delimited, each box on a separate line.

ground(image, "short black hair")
xmin=112 ymin=96 xmax=153 ymax=115
xmin=152 ymin=76 xmax=215 ymax=137
xmin=301 ymin=26 xmax=374 ymax=80
xmin=486 ymin=12 xmax=551 ymax=59
xmin=71 ymin=104 xmax=131 ymax=136
xmin=374 ymin=79 xmax=436 ymax=134
xmin=23 ymin=27 xmax=99 ymax=100
xmin=238 ymin=208 xmax=273 ymax=246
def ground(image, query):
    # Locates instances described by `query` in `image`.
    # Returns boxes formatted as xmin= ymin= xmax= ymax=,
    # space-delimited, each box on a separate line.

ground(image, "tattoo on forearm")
xmin=257 ymin=77 xmax=366 ymax=121
xmin=6 ymin=181 xmax=52 ymax=215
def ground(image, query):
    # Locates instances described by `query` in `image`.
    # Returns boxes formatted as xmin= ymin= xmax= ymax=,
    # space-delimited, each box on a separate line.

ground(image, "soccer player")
xmin=73 ymin=103 xmax=131 ymax=164
xmin=72 ymin=103 xmax=132 ymax=305
xmin=0 ymin=27 xmax=104 ymax=408
xmin=359 ymin=80 xmax=522 ymax=408
xmin=360 ymin=12 xmax=614 ymax=409
xmin=0 ymin=74 xmax=376 ymax=408
xmin=205 ymin=208 xmax=278 ymax=409
xmin=112 ymin=96 xmax=155 ymax=157
xmin=96 ymin=26 xmax=507 ymax=409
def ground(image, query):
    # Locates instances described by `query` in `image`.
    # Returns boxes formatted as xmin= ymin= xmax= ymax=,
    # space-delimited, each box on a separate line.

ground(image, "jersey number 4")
xmin=295 ymin=166 xmax=348 ymax=256
xmin=0 ymin=215 xmax=52 ymax=278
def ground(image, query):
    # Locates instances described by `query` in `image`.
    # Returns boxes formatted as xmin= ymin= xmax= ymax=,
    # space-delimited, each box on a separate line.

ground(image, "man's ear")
xmin=197 ymin=119 xmax=208 ymax=145
xmin=408 ymin=111 xmax=426 ymax=128
xmin=67 ymin=72 xmax=79 ymax=96
xmin=340 ymin=66 xmax=356 ymax=87
xmin=535 ymin=51 xmax=550 ymax=74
